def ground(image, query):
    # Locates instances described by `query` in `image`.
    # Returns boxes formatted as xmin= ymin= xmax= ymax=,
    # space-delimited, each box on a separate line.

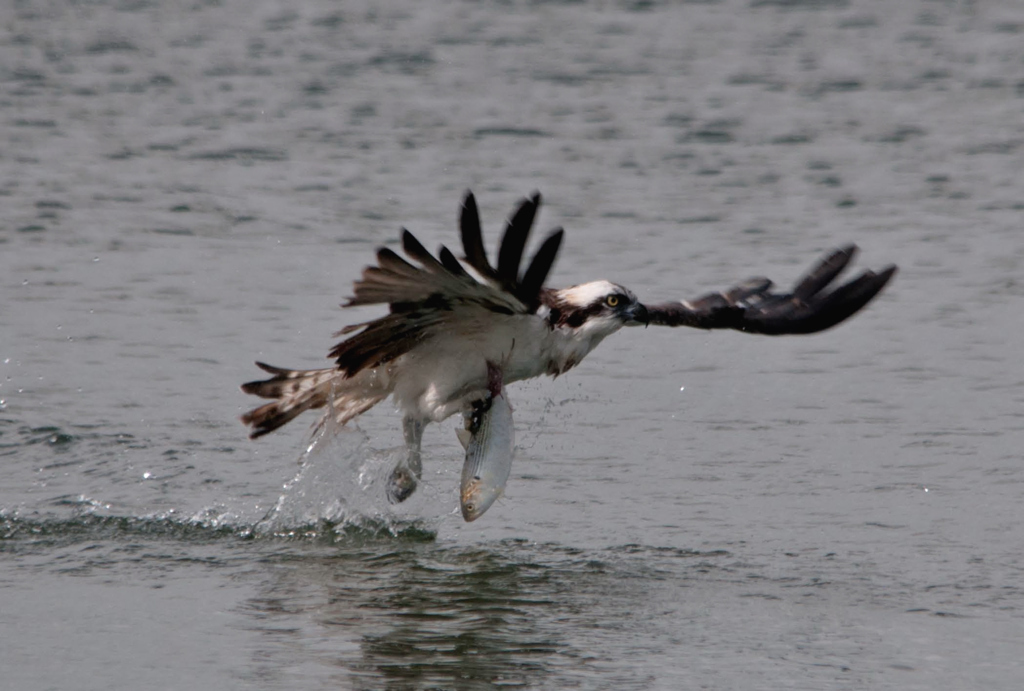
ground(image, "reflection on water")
xmin=5 ymin=496 xmax=1020 ymax=689
xmin=2 ymin=511 xmax=719 ymax=688
xmin=342 ymin=546 xmax=562 ymax=688
xmin=244 ymin=542 xmax=577 ymax=689
xmin=241 ymin=536 xmax=727 ymax=689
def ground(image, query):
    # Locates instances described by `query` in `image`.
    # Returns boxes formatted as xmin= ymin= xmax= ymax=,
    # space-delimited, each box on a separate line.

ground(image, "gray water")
xmin=2 ymin=1 xmax=1023 ymax=689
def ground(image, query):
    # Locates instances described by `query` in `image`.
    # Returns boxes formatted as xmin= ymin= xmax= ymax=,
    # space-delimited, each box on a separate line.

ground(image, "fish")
xmin=459 ymin=361 xmax=514 ymax=522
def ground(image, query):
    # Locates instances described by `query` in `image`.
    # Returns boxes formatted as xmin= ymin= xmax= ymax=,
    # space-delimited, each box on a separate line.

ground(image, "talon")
xmin=386 ymin=466 xmax=417 ymax=504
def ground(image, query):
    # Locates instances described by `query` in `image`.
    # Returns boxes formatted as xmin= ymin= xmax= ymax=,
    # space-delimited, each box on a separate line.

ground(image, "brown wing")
xmin=645 ymin=245 xmax=896 ymax=335
xmin=331 ymin=191 xmax=564 ymax=376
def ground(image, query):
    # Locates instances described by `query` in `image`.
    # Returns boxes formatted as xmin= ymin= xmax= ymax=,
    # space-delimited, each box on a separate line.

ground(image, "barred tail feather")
xmin=310 ymin=392 xmax=386 ymax=437
xmin=240 ymin=362 xmax=389 ymax=439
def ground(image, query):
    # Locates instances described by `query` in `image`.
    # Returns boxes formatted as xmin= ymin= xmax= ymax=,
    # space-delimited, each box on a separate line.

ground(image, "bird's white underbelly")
xmin=388 ymin=315 xmax=562 ymax=422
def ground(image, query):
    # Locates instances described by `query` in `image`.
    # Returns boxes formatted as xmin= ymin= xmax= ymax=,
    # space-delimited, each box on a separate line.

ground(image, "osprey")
xmin=241 ymin=191 xmax=896 ymax=502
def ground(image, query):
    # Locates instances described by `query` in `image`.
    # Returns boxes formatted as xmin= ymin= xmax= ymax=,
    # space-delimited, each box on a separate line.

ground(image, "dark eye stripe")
xmin=548 ymin=292 xmax=627 ymax=328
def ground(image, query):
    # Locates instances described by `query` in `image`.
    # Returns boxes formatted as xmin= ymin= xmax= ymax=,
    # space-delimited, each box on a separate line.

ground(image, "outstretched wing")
xmin=332 ymin=191 xmax=564 ymax=375
xmin=644 ymin=245 xmax=896 ymax=335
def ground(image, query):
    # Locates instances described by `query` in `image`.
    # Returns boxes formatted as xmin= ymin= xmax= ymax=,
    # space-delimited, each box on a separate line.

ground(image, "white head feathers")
xmin=557 ymin=280 xmax=635 ymax=308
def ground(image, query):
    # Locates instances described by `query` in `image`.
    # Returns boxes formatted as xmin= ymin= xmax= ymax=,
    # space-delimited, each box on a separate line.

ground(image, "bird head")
xmin=549 ymin=280 xmax=649 ymax=338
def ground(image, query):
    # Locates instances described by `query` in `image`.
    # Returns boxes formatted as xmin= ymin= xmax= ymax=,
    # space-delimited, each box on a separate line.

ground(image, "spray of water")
xmin=255 ymin=402 xmax=451 ymax=539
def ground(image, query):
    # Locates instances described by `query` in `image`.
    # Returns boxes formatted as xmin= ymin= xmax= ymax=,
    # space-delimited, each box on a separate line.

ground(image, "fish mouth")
xmin=461 ymin=482 xmax=499 ymax=522
xmin=461 ymin=479 xmax=482 ymax=521
xmin=461 ymin=502 xmax=481 ymax=522
xmin=461 ymin=495 xmax=484 ymax=522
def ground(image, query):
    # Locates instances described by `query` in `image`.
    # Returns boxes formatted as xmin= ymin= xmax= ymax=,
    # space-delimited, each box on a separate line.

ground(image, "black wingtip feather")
xmin=645 ymin=247 xmax=896 ymax=334
xmin=376 ymin=246 xmax=418 ymax=273
xmin=793 ymin=265 xmax=896 ymax=334
xmin=518 ymin=228 xmax=563 ymax=310
xmin=438 ymin=245 xmax=470 ymax=277
xmin=793 ymin=244 xmax=857 ymax=301
xmin=497 ymin=193 xmax=541 ymax=287
xmin=401 ymin=228 xmax=449 ymax=274
xmin=460 ymin=191 xmax=498 ymax=280
xmin=755 ymin=262 xmax=897 ymax=335
xmin=401 ymin=228 xmax=429 ymax=262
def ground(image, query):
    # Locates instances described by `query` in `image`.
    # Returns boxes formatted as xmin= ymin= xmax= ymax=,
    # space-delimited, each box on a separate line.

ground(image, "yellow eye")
xmin=606 ymin=295 xmax=620 ymax=307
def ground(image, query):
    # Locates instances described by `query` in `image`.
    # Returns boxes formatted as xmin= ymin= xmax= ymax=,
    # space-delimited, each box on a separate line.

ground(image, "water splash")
xmin=254 ymin=414 xmax=446 ymax=539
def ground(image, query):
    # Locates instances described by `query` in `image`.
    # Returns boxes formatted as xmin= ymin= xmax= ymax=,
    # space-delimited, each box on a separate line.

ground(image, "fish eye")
xmin=606 ymin=295 xmax=620 ymax=307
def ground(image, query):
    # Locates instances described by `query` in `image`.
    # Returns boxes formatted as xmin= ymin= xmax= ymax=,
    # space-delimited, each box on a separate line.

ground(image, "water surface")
xmin=2 ymin=1 xmax=1023 ymax=688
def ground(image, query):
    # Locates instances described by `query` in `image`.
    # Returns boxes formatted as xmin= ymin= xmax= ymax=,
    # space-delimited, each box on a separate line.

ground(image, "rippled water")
xmin=3 ymin=1 xmax=1023 ymax=689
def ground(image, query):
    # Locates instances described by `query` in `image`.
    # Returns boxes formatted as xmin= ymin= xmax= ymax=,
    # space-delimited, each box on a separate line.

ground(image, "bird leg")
xmin=386 ymin=416 xmax=426 ymax=504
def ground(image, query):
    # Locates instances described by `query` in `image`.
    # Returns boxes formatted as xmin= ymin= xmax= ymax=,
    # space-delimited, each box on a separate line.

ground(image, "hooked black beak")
xmin=625 ymin=302 xmax=649 ymax=327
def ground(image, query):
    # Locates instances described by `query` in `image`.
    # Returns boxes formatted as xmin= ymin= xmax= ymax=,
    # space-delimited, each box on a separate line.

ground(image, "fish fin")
xmin=456 ymin=428 xmax=471 ymax=450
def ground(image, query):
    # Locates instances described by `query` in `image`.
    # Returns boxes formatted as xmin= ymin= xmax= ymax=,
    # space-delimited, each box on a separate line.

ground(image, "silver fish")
xmin=459 ymin=362 xmax=514 ymax=522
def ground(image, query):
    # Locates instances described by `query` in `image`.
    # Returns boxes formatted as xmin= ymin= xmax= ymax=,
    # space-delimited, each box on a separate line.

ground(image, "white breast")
xmin=389 ymin=312 xmax=552 ymax=422
xmin=385 ymin=303 xmax=624 ymax=422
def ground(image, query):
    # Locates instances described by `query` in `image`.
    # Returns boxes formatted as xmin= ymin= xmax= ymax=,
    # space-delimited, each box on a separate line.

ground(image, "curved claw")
xmin=386 ymin=467 xmax=416 ymax=504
